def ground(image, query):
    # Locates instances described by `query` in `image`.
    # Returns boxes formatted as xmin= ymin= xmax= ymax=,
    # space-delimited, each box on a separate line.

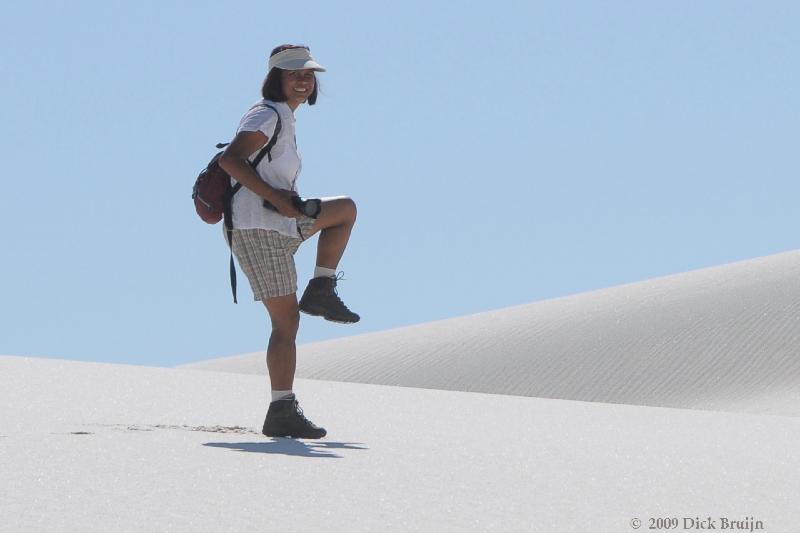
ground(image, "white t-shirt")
xmin=230 ymin=100 xmax=303 ymax=238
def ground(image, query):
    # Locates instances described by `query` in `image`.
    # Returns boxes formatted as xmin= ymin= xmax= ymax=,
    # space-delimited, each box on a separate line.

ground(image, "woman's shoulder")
xmin=242 ymin=100 xmax=291 ymax=122
xmin=243 ymin=99 xmax=278 ymax=115
xmin=238 ymin=100 xmax=284 ymax=134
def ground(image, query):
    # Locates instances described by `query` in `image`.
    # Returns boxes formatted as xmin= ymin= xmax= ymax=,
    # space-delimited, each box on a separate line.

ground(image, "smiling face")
xmin=281 ymin=69 xmax=316 ymax=109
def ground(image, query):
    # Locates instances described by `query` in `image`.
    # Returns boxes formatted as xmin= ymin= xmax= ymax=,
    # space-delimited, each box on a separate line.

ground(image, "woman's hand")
xmin=271 ymin=189 xmax=304 ymax=219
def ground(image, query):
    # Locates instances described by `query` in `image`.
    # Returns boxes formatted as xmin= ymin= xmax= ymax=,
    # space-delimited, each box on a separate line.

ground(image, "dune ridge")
xmin=181 ymin=250 xmax=800 ymax=416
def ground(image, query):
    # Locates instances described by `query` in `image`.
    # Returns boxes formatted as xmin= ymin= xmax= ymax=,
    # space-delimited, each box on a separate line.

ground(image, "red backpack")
xmin=192 ymin=103 xmax=282 ymax=302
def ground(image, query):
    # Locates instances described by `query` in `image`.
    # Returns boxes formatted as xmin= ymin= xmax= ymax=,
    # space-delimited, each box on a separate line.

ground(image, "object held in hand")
xmin=263 ymin=196 xmax=322 ymax=218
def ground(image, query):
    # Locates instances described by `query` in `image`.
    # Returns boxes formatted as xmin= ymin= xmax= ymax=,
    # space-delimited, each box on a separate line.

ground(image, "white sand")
xmin=183 ymin=250 xmax=800 ymax=416
xmin=2 ymin=356 xmax=798 ymax=532
xmin=5 ymin=250 xmax=800 ymax=531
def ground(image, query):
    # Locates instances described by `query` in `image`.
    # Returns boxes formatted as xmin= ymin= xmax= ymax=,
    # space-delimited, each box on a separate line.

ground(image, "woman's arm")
xmin=219 ymin=130 xmax=302 ymax=218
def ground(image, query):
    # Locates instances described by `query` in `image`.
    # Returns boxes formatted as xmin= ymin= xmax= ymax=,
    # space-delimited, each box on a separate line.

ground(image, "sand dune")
xmin=2 ymin=355 xmax=799 ymax=532
xmin=6 ymin=251 xmax=800 ymax=531
xmin=181 ymin=250 xmax=800 ymax=416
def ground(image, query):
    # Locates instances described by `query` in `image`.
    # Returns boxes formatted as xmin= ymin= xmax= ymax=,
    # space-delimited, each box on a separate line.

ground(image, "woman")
xmin=219 ymin=45 xmax=359 ymax=439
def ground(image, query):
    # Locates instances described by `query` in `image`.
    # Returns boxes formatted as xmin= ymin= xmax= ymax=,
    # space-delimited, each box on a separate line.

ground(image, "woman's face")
xmin=281 ymin=69 xmax=316 ymax=107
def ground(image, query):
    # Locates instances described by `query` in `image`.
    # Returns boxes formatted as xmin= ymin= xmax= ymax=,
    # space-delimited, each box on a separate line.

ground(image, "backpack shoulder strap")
xmin=251 ymin=103 xmax=282 ymax=167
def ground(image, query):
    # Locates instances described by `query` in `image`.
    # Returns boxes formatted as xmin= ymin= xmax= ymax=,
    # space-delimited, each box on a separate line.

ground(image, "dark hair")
xmin=261 ymin=44 xmax=319 ymax=106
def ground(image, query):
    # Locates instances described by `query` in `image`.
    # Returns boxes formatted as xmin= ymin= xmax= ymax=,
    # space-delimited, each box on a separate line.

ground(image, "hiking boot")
xmin=262 ymin=395 xmax=327 ymax=439
xmin=299 ymin=274 xmax=360 ymax=324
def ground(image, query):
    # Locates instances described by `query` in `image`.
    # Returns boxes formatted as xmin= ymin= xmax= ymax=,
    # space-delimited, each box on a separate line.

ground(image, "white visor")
xmin=268 ymin=47 xmax=326 ymax=72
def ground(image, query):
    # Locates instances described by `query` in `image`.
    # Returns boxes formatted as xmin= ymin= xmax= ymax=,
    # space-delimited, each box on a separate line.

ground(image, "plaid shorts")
xmin=228 ymin=217 xmax=316 ymax=301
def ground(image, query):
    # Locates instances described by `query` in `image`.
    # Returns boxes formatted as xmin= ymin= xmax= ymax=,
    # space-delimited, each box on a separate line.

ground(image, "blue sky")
xmin=1 ymin=1 xmax=798 ymax=367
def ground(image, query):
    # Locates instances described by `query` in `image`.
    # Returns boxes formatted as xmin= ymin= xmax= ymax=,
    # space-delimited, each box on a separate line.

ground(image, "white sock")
xmin=271 ymin=390 xmax=294 ymax=402
xmin=314 ymin=266 xmax=337 ymax=279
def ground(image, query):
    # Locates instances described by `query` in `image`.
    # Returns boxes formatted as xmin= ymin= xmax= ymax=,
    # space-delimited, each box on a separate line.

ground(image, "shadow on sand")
xmin=204 ymin=439 xmax=368 ymax=458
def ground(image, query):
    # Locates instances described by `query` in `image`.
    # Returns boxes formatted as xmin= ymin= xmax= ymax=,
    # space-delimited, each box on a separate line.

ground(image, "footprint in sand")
xmin=85 ymin=423 xmax=260 ymax=435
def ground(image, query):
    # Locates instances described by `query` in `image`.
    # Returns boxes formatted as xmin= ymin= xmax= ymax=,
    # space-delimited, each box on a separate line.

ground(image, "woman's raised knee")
xmin=342 ymin=196 xmax=357 ymax=224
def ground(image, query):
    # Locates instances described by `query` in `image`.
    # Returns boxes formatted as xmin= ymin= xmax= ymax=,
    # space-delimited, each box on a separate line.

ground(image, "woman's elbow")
xmin=218 ymin=151 xmax=238 ymax=174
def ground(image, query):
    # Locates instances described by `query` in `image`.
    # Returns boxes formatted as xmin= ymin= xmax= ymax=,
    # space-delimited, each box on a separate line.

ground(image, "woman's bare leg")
xmin=262 ymin=293 xmax=300 ymax=391
xmin=261 ymin=292 xmax=327 ymax=439
xmin=306 ymin=196 xmax=357 ymax=270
